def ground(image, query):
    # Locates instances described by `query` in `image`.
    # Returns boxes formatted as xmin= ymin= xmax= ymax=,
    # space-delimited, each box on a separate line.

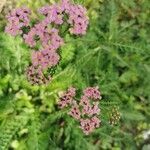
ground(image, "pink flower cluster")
xmin=39 ymin=0 xmax=89 ymax=35
xmin=26 ymin=65 xmax=51 ymax=85
xmin=23 ymin=26 xmax=64 ymax=50
xmin=64 ymin=1 xmax=89 ymax=35
xmin=5 ymin=0 xmax=89 ymax=85
xmin=38 ymin=5 xmax=64 ymax=25
xmin=5 ymin=7 xmax=31 ymax=36
xmin=24 ymin=27 xmax=63 ymax=85
xmin=58 ymin=87 xmax=76 ymax=108
xmin=31 ymin=49 xmax=60 ymax=69
xmin=58 ymin=86 xmax=102 ymax=135
xmin=80 ymin=116 xmax=100 ymax=135
xmin=83 ymin=86 xmax=102 ymax=100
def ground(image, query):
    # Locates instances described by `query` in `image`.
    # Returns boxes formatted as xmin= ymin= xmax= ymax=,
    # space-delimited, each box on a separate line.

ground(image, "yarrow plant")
xmin=5 ymin=0 xmax=89 ymax=85
xmin=58 ymin=86 xmax=102 ymax=135
xmin=5 ymin=7 xmax=31 ymax=36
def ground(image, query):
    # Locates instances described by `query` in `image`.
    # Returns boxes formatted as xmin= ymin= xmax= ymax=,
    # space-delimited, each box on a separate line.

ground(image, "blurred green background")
xmin=0 ymin=0 xmax=150 ymax=149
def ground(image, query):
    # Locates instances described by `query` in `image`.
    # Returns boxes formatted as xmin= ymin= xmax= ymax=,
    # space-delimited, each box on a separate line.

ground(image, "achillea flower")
xmin=80 ymin=116 xmax=101 ymax=135
xmin=68 ymin=101 xmax=81 ymax=120
xmin=31 ymin=49 xmax=60 ymax=69
xmin=23 ymin=22 xmax=47 ymax=47
xmin=26 ymin=65 xmax=51 ymax=85
xmin=91 ymin=116 xmax=101 ymax=128
xmin=90 ymin=102 xmax=100 ymax=115
xmin=58 ymin=87 xmax=76 ymax=108
xmin=79 ymin=95 xmax=90 ymax=106
xmin=58 ymin=86 xmax=101 ymax=135
xmin=82 ymin=102 xmax=100 ymax=116
xmin=39 ymin=0 xmax=89 ymax=35
xmin=66 ymin=4 xmax=89 ymax=35
xmin=44 ymin=28 xmax=64 ymax=50
xmin=39 ymin=4 xmax=64 ymax=25
xmin=61 ymin=0 xmax=70 ymax=11
xmin=83 ymin=86 xmax=102 ymax=100
xmin=23 ymin=27 xmax=37 ymax=47
xmin=61 ymin=0 xmax=89 ymax=35
xmin=5 ymin=0 xmax=89 ymax=85
xmin=41 ymin=49 xmax=60 ymax=66
xmin=82 ymin=104 xmax=92 ymax=116
xmin=80 ymin=118 xmax=94 ymax=135
xmin=24 ymin=25 xmax=63 ymax=51
xmin=31 ymin=51 xmax=42 ymax=67
xmin=5 ymin=7 xmax=30 ymax=36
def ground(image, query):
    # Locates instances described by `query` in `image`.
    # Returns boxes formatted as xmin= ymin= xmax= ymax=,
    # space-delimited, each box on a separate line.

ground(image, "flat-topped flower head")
xmin=39 ymin=0 xmax=89 ymax=35
xmin=80 ymin=118 xmax=94 ymax=135
xmin=5 ymin=7 xmax=30 ymax=36
xmin=58 ymin=87 xmax=76 ymax=108
xmin=31 ymin=49 xmax=60 ymax=69
xmin=81 ymin=99 xmax=100 ymax=116
xmin=24 ymin=24 xmax=63 ymax=50
xmin=46 ymin=28 xmax=64 ymax=50
xmin=90 ymin=102 xmax=100 ymax=115
xmin=80 ymin=116 xmax=101 ymax=135
xmin=68 ymin=101 xmax=81 ymax=120
xmin=83 ymin=86 xmax=102 ymax=100
xmin=39 ymin=4 xmax=64 ymax=25
xmin=58 ymin=86 xmax=101 ymax=135
xmin=82 ymin=104 xmax=92 ymax=116
xmin=67 ymin=4 xmax=89 ymax=35
xmin=41 ymin=49 xmax=60 ymax=67
xmin=79 ymin=95 xmax=90 ymax=106
xmin=91 ymin=116 xmax=101 ymax=128
xmin=61 ymin=0 xmax=71 ymax=11
xmin=26 ymin=65 xmax=51 ymax=85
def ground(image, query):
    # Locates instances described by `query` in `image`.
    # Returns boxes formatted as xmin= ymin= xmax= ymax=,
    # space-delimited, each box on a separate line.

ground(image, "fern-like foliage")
xmin=0 ymin=33 xmax=30 ymax=75
xmin=0 ymin=115 xmax=29 ymax=150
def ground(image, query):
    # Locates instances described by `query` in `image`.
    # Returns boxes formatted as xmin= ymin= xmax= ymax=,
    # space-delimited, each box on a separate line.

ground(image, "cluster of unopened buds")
xmin=109 ymin=106 xmax=121 ymax=125
xmin=58 ymin=86 xmax=102 ymax=135
xmin=5 ymin=0 xmax=89 ymax=85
